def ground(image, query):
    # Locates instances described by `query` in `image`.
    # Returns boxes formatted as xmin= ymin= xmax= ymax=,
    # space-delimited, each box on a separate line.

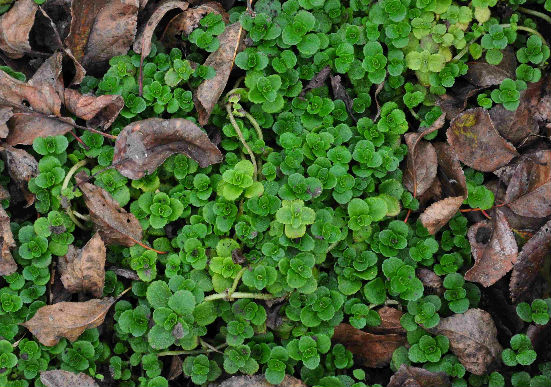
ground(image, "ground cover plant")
xmin=0 ymin=0 xmax=550 ymax=386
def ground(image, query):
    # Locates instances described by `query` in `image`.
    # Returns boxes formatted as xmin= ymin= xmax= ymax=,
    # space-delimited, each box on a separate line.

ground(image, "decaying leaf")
xmin=214 ymin=375 xmax=306 ymax=387
xmin=504 ymin=150 xmax=551 ymax=218
xmin=333 ymin=323 xmax=407 ymax=368
xmin=22 ymin=297 xmax=115 ymax=346
xmin=417 ymin=268 xmax=444 ymax=296
xmin=387 ymin=365 xmax=451 ymax=387
xmin=430 ymin=309 xmax=502 ymax=375
xmin=510 ymin=219 xmax=551 ymax=302
xmin=112 ymin=118 xmax=223 ymax=179
xmin=0 ymin=0 xmax=38 ymax=59
xmin=195 ymin=22 xmax=244 ymax=126
xmin=63 ymin=88 xmax=123 ymax=129
xmin=0 ymin=206 xmax=17 ymax=276
xmin=4 ymin=112 xmax=74 ymax=146
xmin=420 ymin=196 xmax=465 ymax=235
xmin=447 ymin=108 xmax=518 ymax=172
xmin=77 ymin=172 xmax=143 ymax=246
xmin=436 ymin=80 xmax=480 ymax=118
xmin=40 ymin=370 xmax=99 ymax=387
xmin=0 ymin=106 xmax=12 ymax=138
xmin=1 ymin=144 xmax=37 ymax=206
xmin=108 ymin=266 xmax=140 ymax=281
xmin=167 ymin=355 xmax=183 ymax=381
xmin=365 ymin=307 xmax=405 ymax=335
xmin=59 ymin=233 xmax=106 ymax=297
xmin=403 ymin=114 xmax=445 ymax=197
xmin=65 ymin=0 xmax=139 ymax=75
xmin=330 ymin=74 xmax=356 ymax=122
xmin=465 ymin=210 xmax=518 ymax=287
xmin=300 ymin=66 xmax=330 ymax=97
xmin=464 ymin=48 xmax=516 ymax=88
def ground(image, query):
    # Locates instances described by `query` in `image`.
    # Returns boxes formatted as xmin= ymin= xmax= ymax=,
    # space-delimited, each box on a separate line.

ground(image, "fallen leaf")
xmin=526 ymin=323 xmax=551 ymax=350
xmin=112 ymin=117 xmax=223 ymax=179
xmin=4 ymin=112 xmax=74 ymax=146
xmin=63 ymin=88 xmax=123 ymax=129
xmin=447 ymin=108 xmax=518 ymax=172
xmin=49 ymin=270 xmax=72 ymax=304
xmin=59 ymin=233 xmax=106 ymax=297
xmin=403 ymin=114 xmax=446 ymax=197
xmin=0 ymin=144 xmax=37 ymax=206
xmin=504 ymin=150 xmax=551 ymax=218
xmin=300 ymin=66 xmax=330 ymax=97
xmin=510 ymin=219 xmax=551 ymax=302
xmin=417 ymin=268 xmax=443 ymax=296
xmin=77 ymin=172 xmax=143 ymax=247
xmin=167 ymin=355 xmax=183 ymax=381
xmin=65 ymin=0 xmax=139 ymax=75
xmin=436 ymin=80 xmax=480 ymax=118
xmin=214 ymin=375 xmax=306 ymax=387
xmin=22 ymin=297 xmax=115 ymax=346
xmin=420 ymin=196 xmax=465 ymax=235
xmin=40 ymin=370 xmax=99 ymax=387
xmin=0 ymin=0 xmax=38 ymax=59
xmin=364 ymin=307 xmax=405 ymax=335
xmin=108 ymin=266 xmax=140 ymax=281
xmin=464 ymin=48 xmax=516 ymax=88
xmin=0 ymin=206 xmax=17 ymax=276
xmin=387 ymin=365 xmax=451 ymax=387
xmin=0 ymin=106 xmax=12 ymax=138
xmin=195 ymin=22 xmax=244 ymax=125
xmin=429 ymin=309 xmax=502 ymax=375
xmin=465 ymin=210 xmax=518 ymax=287
xmin=330 ymin=74 xmax=356 ymax=122
xmin=373 ymin=80 xmax=385 ymax=121
xmin=333 ymin=323 xmax=407 ymax=368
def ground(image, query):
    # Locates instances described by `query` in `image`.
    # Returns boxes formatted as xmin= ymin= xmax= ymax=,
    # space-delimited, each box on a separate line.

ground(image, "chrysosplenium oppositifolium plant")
xmin=0 ymin=0 xmax=550 ymax=386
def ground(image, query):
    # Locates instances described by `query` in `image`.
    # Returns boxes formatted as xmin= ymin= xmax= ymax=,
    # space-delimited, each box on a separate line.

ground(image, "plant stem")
xmin=408 ymin=107 xmax=420 ymax=121
xmin=157 ymin=343 xmax=228 ymax=357
xmin=228 ymin=267 xmax=247 ymax=298
xmin=518 ymin=7 xmax=551 ymax=25
xmin=72 ymin=211 xmax=90 ymax=221
xmin=203 ymin=291 xmax=276 ymax=302
xmin=501 ymin=24 xmax=548 ymax=47
xmin=225 ymin=104 xmax=258 ymax=180
xmin=243 ymin=111 xmax=264 ymax=142
xmin=62 ymin=159 xmax=87 ymax=191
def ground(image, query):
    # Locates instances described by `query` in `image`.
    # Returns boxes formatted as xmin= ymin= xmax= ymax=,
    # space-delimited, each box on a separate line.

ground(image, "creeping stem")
xmin=518 ymin=7 xmax=551 ymax=25
xmin=203 ymin=291 xmax=276 ymax=302
xmin=225 ymin=103 xmax=258 ymax=180
xmin=61 ymin=159 xmax=88 ymax=229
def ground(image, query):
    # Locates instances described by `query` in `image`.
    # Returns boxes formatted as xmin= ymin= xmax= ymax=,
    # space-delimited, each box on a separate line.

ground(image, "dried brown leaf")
xmin=330 ymin=74 xmax=356 ymax=122
xmin=465 ymin=210 xmax=518 ymax=287
xmin=5 ymin=112 xmax=74 ymax=146
xmin=364 ymin=307 xmax=405 ymax=335
xmin=420 ymin=196 xmax=465 ymax=235
xmin=0 ymin=0 xmax=38 ymax=58
xmin=447 ymin=108 xmax=518 ymax=172
xmin=464 ymin=48 xmax=516 ymax=88
xmin=0 ymin=206 xmax=17 ymax=276
xmin=436 ymin=80 xmax=480 ymax=118
xmin=300 ymin=66 xmax=330 ymax=97
xmin=504 ymin=150 xmax=551 ymax=218
xmin=1 ymin=144 xmax=37 ymax=206
xmin=22 ymin=297 xmax=115 ymax=346
xmin=429 ymin=309 xmax=502 ymax=375
xmin=388 ymin=365 xmax=451 ymax=387
xmin=113 ymin=117 xmax=223 ymax=179
xmin=510 ymin=219 xmax=551 ymax=302
xmin=64 ymin=88 xmax=123 ymax=129
xmin=214 ymin=375 xmax=306 ymax=387
xmin=167 ymin=355 xmax=183 ymax=381
xmin=59 ymin=233 xmax=106 ymax=297
xmin=65 ymin=0 xmax=139 ymax=75
xmin=333 ymin=323 xmax=407 ymax=368
xmin=0 ymin=106 xmax=12 ymax=138
xmin=40 ymin=370 xmax=99 ymax=387
xmin=108 ymin=266 xmax=140 ymax=281
xmin=77 ymin=172 xmax=143 ymax=246
xmin=195 ymin=22 xmax=244 ymax=125
xmin=417 ymin=268 xmax=443 ymax=296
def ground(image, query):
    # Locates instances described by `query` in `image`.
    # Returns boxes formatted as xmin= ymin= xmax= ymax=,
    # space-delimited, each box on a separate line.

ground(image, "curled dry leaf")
xmin=40 ymin=370 xmax=99 ymax=387
xmin=300 ymin=66 xmax=330 ymax=97
xmin=510 ymin=219 xmax=551 ymax=302
xmin=330 ymin=74 xmax=356 ymax=122
xmin=77 ymin=172 xmax=143 ymax=246
xmin=429 ymin=309 xmax=502 ymax=375
xmin=195 ymin=22 xmax=244 ymax=126
xmin=447 ymin=108 xmax=518 ymax=172
xmin=464 ymin=210 xmax=518 ymax=287
xmin=333 ymin=323 xmax=407 ymax=368
xmin=59 ymin=233 xmax=106 ymax=297
xmin=403 ymin=114 xmax=445 ymax=197
xmin=0 ymin=144 xmax=37 ymax=206
xmin=387 ymin=365 xmax=451 ymax=387
xmin=65 ymin=0 xmax=139 ymax=75
xmin=214 ymin=375 xmax=306 ymax=387
xmin=0 ymin=206 xmax=17 ymax=276
xmin=22 ymin=297 xmax=115 ymax=346
xmin=504 ymin=150 xmax=551 ymax=218
xmin=63 ymin=88 xmax=123 ymax=129
xmin=0 ymin=0 xmax=38 ymax=59
xmin=464 ymin=48 xmax=516 ymax=88
xmin=113 ymin=118 xmax=223 ymax=179
xmin=108 ymin=266 xmax=140 ymax=281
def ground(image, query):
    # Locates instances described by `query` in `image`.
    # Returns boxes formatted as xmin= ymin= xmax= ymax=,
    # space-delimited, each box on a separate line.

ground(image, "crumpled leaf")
xmin=0 ymin=206 xmax=17 ymax=276
xmin=40 ymin=370 xmax=99 ymax=387
xmin=465 ymin=210 xmax=518 ymax=287
xmin=333 ymin=323 xmax=407 ymax=368
xmin=464 ymin=48 xmax=516 ymax=87
xmin=64 ymin=88 xmax=123 ymax=129
xmin=429 ymin=309 xmax=502 ymax=375
xmin=388 ymin=365 xmax=451 ymax=387
xmin=0 ymin=144 xmax=37 ymax=206
xmin=65 ymin=0 xmax=139 ymax=75
xmin=504 ymin=150 xmax=551 ymax=218
xmin=113 ymin=117 xmax=223 ymax=179
xmin=510 ymin=219 xmax=551 ymax=302
xmin=195 ymin=22 xmax=244 ymax=125
xmin=447 ymin=108 xmax=518 ymax=172
xmin=59 ymin=233 xmax=106 ymax=298
xmin=77 ymin=172 xmax=142 ymax=246
xmin=214 ymin=375 xmax=306 ymax=387
xmin=0 ymin=106 xmax=12 ymax=138
xmin=0 ymin=0 xmax=38 ymax=59
xmin=330 ymin=74 xmax=356 ymax=122
xmin=403 ymin=114 xmax=445 ymax=197
xmin=22 ymin=297 xmax=115 ymax=346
